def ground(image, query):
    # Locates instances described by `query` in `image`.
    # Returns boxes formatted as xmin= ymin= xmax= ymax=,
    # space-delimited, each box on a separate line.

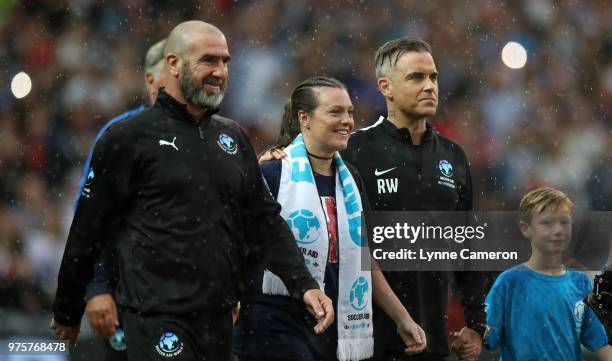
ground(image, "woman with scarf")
xmin=233 ymin=77 xmax=426 ymax=361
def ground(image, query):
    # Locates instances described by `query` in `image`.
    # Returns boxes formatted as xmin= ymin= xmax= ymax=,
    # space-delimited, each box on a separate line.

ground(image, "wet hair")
xmin=273 ymin=76 xmax=347 ymax=148
xmin=374 ymin=37 xmax=432 ymax=78
xmin=519 ymin=187 xmax=575 ymax=222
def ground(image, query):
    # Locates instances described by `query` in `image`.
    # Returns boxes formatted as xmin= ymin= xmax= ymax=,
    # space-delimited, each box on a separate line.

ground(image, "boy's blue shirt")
xmin=485 ymin=264 xmax=608 ymax=361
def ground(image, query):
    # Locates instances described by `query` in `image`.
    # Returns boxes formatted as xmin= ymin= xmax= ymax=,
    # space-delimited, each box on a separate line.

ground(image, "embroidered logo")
xmin=217 ymin=133 xmax=237 ymax=154
xmin=159 ymin=137 xmax=178 ymax=151
xmin=439 ymin=160 xmax=453 ymax=177
xmin=374 ymin=167 xmax=396 ymax=176
xmin=437 ymin=160 xmax=456 ymax=189
xmin=81 ymin=167 xmax=94 ymax=198
xmin=85 ymin=168 xmax=94 ymax=186
xmin=155 ymin=332 xmax=184 ymax=357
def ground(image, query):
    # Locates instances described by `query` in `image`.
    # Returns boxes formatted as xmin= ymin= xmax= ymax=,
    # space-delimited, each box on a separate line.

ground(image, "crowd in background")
xmin=1 ymin=0 xmax=611 ymax=328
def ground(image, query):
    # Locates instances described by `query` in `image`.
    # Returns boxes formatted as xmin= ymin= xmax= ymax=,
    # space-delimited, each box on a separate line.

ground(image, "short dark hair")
xmin=374 ymin=37 xmax=432 ymax=78
xmin=275 ymin=76 xmax=347 ymax=148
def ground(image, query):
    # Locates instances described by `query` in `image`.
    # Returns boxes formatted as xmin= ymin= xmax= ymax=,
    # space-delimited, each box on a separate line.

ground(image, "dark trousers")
xmin=122 ymin=309 xmax=233 ymax=360
xmin=373 ymin=352 xmax=448 ymax=361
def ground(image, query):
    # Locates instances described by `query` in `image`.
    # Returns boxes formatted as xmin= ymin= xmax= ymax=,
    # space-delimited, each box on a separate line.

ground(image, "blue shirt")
xmin=485 ymin=264 xmax=608 ymax=361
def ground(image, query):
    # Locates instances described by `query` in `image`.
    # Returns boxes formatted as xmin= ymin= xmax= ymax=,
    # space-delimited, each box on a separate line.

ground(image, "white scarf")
xmin=262 ymin=134 xmax=374 ymax=361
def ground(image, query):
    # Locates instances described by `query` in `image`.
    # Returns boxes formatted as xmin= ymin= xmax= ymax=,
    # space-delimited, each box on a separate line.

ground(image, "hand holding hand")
xmin=451 ymin=327 xmax=483 ymax=361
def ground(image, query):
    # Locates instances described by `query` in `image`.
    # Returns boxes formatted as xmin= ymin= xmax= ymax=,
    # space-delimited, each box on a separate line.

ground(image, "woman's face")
xmin=302 ymin=87 xmax=354 ymax=154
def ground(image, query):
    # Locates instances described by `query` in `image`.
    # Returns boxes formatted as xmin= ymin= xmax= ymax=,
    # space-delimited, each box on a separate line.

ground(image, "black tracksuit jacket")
xmin=342 ymin=117 xmax=488 ymax=357
xmin=53 ymin=90 xmax=318 ymax=326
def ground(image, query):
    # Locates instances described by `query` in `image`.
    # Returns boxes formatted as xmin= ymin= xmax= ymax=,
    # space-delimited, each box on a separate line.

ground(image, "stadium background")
xmin=0 ymin=0 xmax=611 ymax=359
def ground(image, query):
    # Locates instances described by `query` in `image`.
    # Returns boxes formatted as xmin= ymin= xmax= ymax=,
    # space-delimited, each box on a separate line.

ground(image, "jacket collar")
xmin=155 ymin=88 xmax=220 ymax=125
xmin=380 ymin=116 xmax=436 ymax=145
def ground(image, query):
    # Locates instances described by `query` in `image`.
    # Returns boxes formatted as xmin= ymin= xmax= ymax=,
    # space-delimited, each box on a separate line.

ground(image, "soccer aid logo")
xmin=286 ymin=210 xmax=321 ymax=244
xmin=85 ymin=168 xmax=94 ymax=186
xmin=574 ymin=300 xmax=587 ymax=332
xmin=155 ymin=332 xmax=183 ymax=357
xmin=217 ymin=133 xmax=238 ymax=154
xmin=439 ymin=160 xmax=453 ymax=177
xmin=81 ymin=168 xmax=95 ymax=198
xmin=349 ymin=276 xmax=369 ymax=310
xmin=108 ymin=328 xmax=126 ymax=351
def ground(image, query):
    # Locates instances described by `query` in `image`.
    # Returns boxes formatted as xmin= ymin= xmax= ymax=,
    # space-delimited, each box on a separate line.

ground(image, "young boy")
xmin=485 ymin=187 xmax=612 ymax=361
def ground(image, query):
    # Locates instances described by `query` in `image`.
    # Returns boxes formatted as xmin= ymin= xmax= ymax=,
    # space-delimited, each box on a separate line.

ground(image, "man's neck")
xmin=185 ymin=103 xmax=207 ymax=122
xmin=164 ymin=84 xmax=207 ymax=123
xmin=525 ymin=253 xmax=565 ymax=275
xmin=387 ymin=110 xmax=427 ymax=145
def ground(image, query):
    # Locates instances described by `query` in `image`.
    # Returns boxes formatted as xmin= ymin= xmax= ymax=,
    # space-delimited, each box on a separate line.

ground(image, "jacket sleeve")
xmin=456 ymin=149 xmax=473 ymax=212
xmin=453 ymin=150 xmax=491 ymax=327
xmin=238 ymin=130 xmax=319 ymax=300
xmin=53 ymin=126 xmax=134 ymax=326
xmin=84 ymin=244 xmax=118 ymax=301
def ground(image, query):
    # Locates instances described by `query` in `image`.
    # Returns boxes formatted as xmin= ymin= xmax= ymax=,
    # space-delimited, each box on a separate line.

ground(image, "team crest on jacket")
xmin=81 ymin=167 xmax=94 ymax=198
xmin=437 ymin=160 xmax=456 ymax=189
xmin=217 ymin=133 xmax=238 ymax=154
xmin=155 ymin=332 xmax=184 ymax=357
xmin=439 ymin=160 xmax=453 ymax=177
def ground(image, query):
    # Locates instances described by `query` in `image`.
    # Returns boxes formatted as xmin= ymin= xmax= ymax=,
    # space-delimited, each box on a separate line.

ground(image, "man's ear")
xmin=519 ymin=220 xmax=531 ymax=239
xmin=145 ymin=73 xmax=154 ymax=86
xmin=378 ymin=77 xmax=393 ymax=100
xmin=165 ymin=53 xmax=181 ymax=77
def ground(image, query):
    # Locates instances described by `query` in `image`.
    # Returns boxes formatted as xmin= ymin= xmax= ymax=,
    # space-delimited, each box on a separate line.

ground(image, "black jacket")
xmin=342 ymin=117 xmax=488 ymax=356
xmin=53 ymin=90 xmax=318 ymax=326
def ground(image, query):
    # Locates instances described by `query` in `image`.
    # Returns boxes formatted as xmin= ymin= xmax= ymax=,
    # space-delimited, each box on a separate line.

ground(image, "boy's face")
xmin=520 ymin=203 xmax=573 ymax=255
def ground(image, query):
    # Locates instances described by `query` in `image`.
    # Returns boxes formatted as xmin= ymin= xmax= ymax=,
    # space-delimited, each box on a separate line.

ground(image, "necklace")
xmin=307 ymin=151 xmax=334 ymax=160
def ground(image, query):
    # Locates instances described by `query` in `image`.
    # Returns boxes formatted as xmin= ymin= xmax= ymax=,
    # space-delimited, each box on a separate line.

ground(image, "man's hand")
xmin=85 ymin=294 xmax=118 ymax=337
xmin=451 ymin=327 xmax=482 ymax=361
xmin=50 ymin=318 xmax=80 ymax=344
xmin=258 ymin=147 xmax=286 ymax=164
xmin=303 ymin=289 xmax=334 ymax=334
xmin=397 ymin=319 xmax=427 ymax=354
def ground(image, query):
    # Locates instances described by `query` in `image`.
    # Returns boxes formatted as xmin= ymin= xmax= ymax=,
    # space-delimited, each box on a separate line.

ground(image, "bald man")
xmin=52 ymin=21 xmax=333 ymax=361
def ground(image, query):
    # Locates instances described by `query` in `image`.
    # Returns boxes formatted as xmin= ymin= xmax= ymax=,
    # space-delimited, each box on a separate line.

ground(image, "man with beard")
xmin=51 ymin=21 xmax=334 ymax=361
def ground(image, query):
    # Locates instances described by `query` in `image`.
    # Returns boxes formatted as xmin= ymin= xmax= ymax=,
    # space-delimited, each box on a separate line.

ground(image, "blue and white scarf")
xmin=262 ymin=134 xmax=374 ymax=361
